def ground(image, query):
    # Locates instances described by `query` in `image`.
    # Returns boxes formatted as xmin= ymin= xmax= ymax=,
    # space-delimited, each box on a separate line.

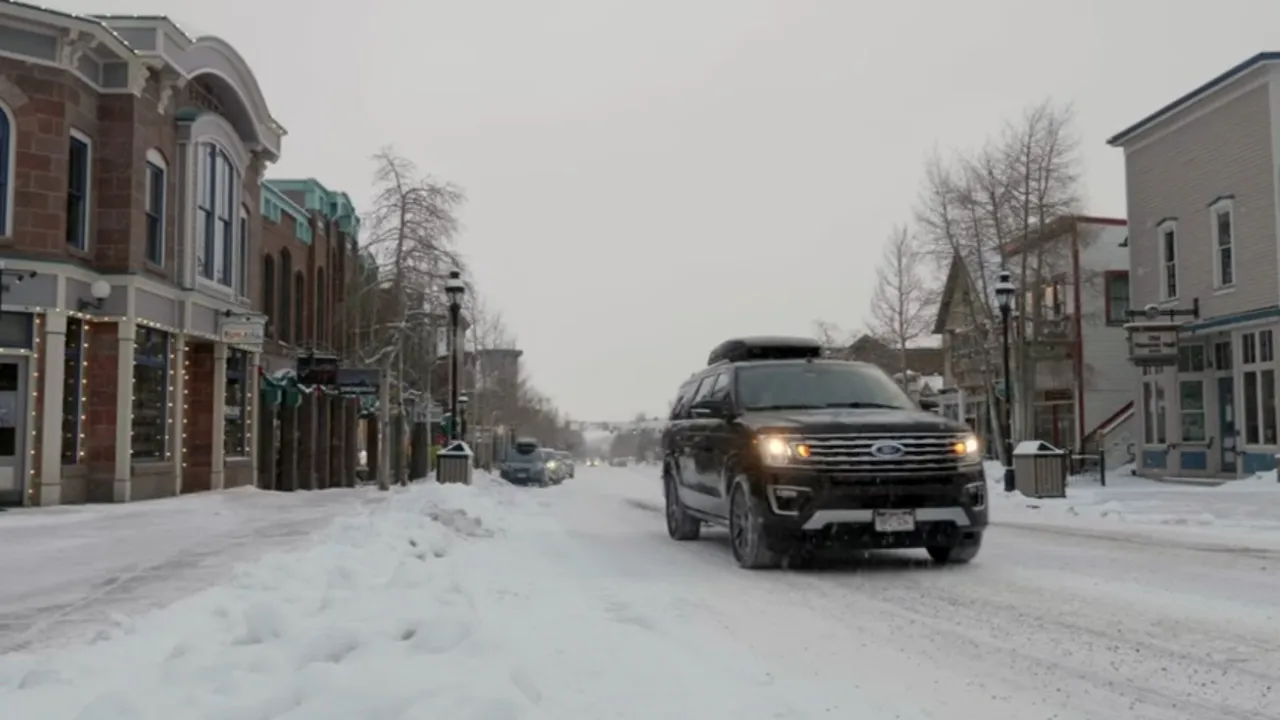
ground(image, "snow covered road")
xmin=1 ymin=468 xmax=1277 ymax=719
xmin=0 ymin=487 xmax=386 ymax=653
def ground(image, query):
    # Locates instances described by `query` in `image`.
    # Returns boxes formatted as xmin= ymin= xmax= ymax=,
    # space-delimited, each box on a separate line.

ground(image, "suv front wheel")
xmin=729 ymin=482 xmax=781 ymax=569
xmin=664 ymin=474 xmax=701 ymax=541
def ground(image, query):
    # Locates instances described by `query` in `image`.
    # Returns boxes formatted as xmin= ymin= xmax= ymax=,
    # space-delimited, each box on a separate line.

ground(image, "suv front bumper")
xmin=752 ymin=468 xmax=987 ymax=552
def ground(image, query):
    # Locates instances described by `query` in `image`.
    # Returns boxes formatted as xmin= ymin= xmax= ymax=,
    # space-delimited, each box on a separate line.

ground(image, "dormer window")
xmin=195 ymin=142 xmax=246 ymax=292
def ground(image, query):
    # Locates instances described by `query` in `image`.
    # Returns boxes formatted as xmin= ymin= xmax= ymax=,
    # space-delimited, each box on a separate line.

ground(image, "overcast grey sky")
xmin=52 ymin=0 xmax=1280 ymax=421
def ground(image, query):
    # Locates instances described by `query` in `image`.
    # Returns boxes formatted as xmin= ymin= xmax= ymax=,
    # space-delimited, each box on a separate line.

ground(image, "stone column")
xmin=170 ymin=337 xmax=186 ymax=495
xmin=316 ymin=395 xmax=330 ymax=489
xmin=298 ymin=393 xmax=316 ymax=489
xmin=210 ymin=342 xmax=227 ymax=490
xmin=38 ymin=313 xmax=67 ymax=506
xmin=279 ymin=400 xmax=298 ymax=491
xmin=113 ymin=321 xmax=136 ymax=502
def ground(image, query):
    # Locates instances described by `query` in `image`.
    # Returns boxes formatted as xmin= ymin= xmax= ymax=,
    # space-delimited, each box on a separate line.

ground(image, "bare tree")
xmin=811 ymin=319 xmax=857 ymax=356
xmin=867 ymin=225 xmax=936 ymax=386
xmin=355 ymin=147 xmax=466 ymax=488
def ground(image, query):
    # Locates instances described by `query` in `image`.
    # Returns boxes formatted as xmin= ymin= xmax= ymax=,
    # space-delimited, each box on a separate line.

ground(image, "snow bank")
xmin=0 ymin=476 xmax=846 ymax=719
xmin=985 ymin=460 xmax=1280 ymax=550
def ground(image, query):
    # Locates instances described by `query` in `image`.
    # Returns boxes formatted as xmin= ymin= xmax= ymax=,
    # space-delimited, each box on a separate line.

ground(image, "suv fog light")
xmin=964 ymin=481 xmax=986 ymax=510
xmin=766 ymin=485 xmax=812 ymax=516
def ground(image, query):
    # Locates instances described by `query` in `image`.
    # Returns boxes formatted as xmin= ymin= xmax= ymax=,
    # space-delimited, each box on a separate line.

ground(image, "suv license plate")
xmin=873 ymin=510 xmax=916 ymax=533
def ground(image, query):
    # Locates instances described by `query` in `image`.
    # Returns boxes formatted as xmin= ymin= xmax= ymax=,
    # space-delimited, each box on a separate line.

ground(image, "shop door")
xmin=0 ymin=358 xmax=28 ymax=506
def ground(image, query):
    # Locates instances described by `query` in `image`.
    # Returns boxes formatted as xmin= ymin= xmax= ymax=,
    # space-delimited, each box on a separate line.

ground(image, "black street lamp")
xmin=445 ymin=269 xmax=466 ymax=442
xmin=994 ymin=269 xmax=1016 ymax=493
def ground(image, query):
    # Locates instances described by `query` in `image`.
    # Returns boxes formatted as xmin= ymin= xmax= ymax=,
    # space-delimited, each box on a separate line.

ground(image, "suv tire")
xmin=664 ymin=474 xmax=701 ymax=541
xmin=927 ymin=537 xmax=981 ymax=564
xmin=729 ymin=482 xmax=781 ymax=569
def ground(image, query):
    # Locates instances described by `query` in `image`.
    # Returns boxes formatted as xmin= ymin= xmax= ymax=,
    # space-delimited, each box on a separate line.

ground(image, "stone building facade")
xmin=0 ymin=6 xmax=280 ymax=505
xmin=256 ymin=178 xmax=361 ymax=491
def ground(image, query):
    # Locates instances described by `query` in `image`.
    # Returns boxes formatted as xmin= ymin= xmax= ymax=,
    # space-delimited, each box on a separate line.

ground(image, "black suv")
xmin=661 ymin=336 xmax=987 ymax=569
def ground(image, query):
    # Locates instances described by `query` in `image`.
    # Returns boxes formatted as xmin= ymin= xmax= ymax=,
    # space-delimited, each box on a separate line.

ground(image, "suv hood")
xmin=738 ymin=407 xmax=967 ymax=435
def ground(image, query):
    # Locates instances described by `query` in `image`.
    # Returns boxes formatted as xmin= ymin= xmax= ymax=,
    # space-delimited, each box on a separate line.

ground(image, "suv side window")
xmin=706 ymin=369 xmax=733 ymax=403
xmin=670 ymin=380 xmax=697 ymax=420
xmin=688 ymin=373 xmax=716 ymax=407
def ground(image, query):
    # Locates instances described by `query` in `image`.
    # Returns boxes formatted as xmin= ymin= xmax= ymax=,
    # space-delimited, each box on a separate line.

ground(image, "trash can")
xmin=1012 ymin=440 xmax=1068 ymax=498
xmin=437 ymin=441 xmax=474 ymax=485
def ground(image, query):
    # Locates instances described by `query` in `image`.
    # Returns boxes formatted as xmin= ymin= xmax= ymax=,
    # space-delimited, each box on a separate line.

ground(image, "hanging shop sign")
xmin=297 ymin=352 xmax=340 ymax=389
xmin=337 ymin=367 xmax=381 ymax=396
xmin=219 ymin=315 xmax=266 ymax=350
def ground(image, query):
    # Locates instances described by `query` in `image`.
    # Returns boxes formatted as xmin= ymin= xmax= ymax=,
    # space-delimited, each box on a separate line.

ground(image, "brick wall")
xmin=0 ymin=57 xmax=178 ymax=276
xmin=83 ymin=322 xmax=120 ymax=501
xmin=184 ymin=342 xmax=215 ymax=493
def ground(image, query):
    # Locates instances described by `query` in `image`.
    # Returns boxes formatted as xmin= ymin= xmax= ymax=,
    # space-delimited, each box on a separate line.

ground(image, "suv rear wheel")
xmin=729 ymin=482 xmax=781 ymax=569
xmin=664 ymin=474 xmax=701 ymax=541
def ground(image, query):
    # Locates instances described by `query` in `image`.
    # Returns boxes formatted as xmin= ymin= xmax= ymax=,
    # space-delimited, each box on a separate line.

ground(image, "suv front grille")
xmin=799 ymin=433 xmax=976 ymax=476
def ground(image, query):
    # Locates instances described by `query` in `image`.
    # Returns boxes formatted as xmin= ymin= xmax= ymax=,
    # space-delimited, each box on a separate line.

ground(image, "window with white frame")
xmin=67 ymin=129 xmax=91 ymax=250
xmin=0 ymin=101 xmax=12 ymax=237
xmin=196 ymin=142 xmax=242 ymax=290
xmin=237 ymin=205 xmax=249 ymax=297
xmin=1211 ymin=198 xmax=1234 ymax=288
xmin=1142 ymin=366 xmax=1167 ymax=445
xmin=1158 ymin=221 xmax=1178 ymax=300
xmin=145 ymin=150 xmax=166 ymax=265
xmin=1241 ymin=329 xmax=1277 ymax=445
xmin=1177 ymin=343 xmax=1207 ymax=443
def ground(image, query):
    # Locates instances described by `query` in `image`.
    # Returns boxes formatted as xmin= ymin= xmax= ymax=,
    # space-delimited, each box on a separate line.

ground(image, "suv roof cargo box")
xmin=707 ymin=336 xmax=822 ymax=366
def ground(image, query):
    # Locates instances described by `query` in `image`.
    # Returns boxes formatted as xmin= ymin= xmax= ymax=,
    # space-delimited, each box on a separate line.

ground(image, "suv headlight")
xmin=757 ymin=435 xmax=811 ymax=465
xmin=953 ymin=434 xmax=981 ymax=461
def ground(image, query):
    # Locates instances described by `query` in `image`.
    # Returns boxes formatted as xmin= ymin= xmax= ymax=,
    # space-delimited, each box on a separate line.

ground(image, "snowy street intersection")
xmin=1 ymin=467 xmax=1278 ymax=719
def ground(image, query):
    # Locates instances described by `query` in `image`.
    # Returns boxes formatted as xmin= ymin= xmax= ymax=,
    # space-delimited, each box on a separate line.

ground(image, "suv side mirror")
xmin=690 ymin=397 xmax=730 ymax=418
xmin=918 ymin=397 xmax=940 ymax=412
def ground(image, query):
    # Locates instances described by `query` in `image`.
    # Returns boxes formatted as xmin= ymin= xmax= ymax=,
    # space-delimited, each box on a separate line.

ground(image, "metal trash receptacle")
xmin=437 ymin=441 xmax=474 ymax=485
xmin=1012 ymin=440 xmax=1068 ymax=498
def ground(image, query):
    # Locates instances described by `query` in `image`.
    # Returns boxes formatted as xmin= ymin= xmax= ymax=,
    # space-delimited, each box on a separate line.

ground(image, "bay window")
xmin=225 ymin=349 xmax=249 ymax=457
xmin=1241 ymin=330 xmax=1277 ymax=445
xmin=196 ymin=142 xmax=243 ymax=291
xmin=131 ymin=327 xmax=170 ymax=460
xmin=1142 ymin=366 xmax=1167 ymax=445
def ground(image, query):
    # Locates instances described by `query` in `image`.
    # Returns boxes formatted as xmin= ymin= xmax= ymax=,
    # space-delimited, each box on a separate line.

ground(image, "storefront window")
xmin=132 ymin=327 xmax=169 ymax=460
xmin=62 ymin=318 xmax=84 ymax=463
xmin=225 ymin=349 xmax=249 ymax=456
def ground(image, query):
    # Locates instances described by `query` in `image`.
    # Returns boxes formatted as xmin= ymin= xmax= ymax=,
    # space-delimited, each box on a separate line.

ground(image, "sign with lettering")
xmin=220 ymin=316 xmax=265 ymax=350
xmin=1125 ymin=321 xmax=1179 ymax=367
xmin=337 ymin=368 xmax=381 ymax=396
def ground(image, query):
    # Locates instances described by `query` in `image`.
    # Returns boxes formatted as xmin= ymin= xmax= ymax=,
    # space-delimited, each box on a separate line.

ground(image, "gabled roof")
xmin=1106 ymin=52 xmax=1280 ymax=147
xmin=932 ymin=254 xmax=972 ymax=335
xmin=1001 ymin=215 xmax=1127 ymax=257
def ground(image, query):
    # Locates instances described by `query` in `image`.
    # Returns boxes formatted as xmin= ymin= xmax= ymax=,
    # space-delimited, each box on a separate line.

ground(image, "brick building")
xmin=0 ymin=6 xmax=281 ymax=505
xmin=256 ymin=178 xmax=362 ymax=491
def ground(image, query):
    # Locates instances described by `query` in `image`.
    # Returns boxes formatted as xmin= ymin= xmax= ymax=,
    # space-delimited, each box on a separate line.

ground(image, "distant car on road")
xmin=500 ymin=438 xmax=551 ymax=486
xmin=608 ymin=457 xmax=629 ymax=467
xmin=661 ymin=336 xmax=986 ymax=569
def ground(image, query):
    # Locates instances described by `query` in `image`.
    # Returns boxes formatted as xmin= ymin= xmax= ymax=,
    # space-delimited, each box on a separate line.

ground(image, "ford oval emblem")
xmin=869 ymin=441 xmax=906 ymax=458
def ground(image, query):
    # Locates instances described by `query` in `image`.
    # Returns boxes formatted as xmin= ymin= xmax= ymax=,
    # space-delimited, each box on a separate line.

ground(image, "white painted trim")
xmin=68 ymin=127 xmax=92 ymax=251
xmin=1209 ymin=197 xmax=1236 ymax=290
xmin=189 ymin=132 xmax=251 ymax=297
xmin=1157 ymin=219 xmax=1179 ymax=301
xmin=1269 ymin=79 xmax=1280 ymax=312
xmin=0 ymin=98 xmax=13 ymax=238
xmin=145 ymin=148 xmax=167 ymax=266
xmin=1122 ymin=71 xmax=1273 ymax=155
xmin=237 ymin=203 xmax=250 ymax=301
xmin=0 ymin=50 xmax=135 ymax=95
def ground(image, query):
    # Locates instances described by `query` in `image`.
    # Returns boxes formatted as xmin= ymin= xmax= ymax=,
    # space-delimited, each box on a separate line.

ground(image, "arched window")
xmin=262 ymin=254 xmax=276 ymax=339
xmin=278 ymin=250 xmax=292 ymax=344
xmin=0 ymin=101 xmax=10 ymax=236
xmin=293 ymin=270 xmax=306 ymax=345
xmin=316 ymin=267 xmax=325 ymax=346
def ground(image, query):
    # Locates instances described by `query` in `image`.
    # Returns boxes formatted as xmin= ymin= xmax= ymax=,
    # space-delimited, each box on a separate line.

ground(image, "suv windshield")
xmin=736 ymin=362 xmax=915 ymax=411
